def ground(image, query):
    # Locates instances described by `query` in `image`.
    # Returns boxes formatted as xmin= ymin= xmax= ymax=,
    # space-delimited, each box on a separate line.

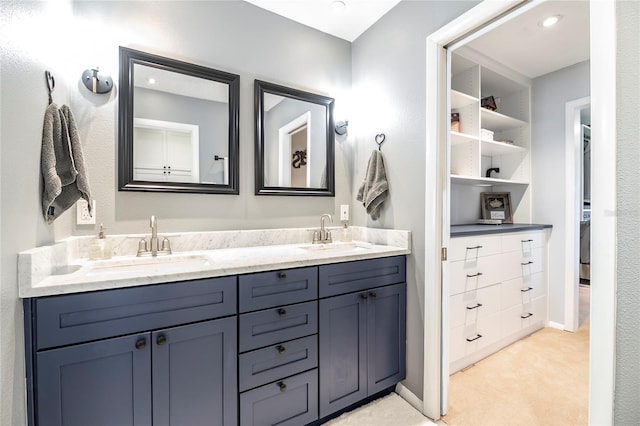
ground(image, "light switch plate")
xmin=340 ymin=204 xmax=349 ymax=221
xmin=76 ymin=199 xmax=96 ymax=225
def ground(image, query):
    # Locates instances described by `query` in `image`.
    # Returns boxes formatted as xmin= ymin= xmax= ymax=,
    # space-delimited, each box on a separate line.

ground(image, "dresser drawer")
xmin=239 ymin=301 xmax=317 ymax=352
xmin=501 ymin=273 xmax=545 ymax=310
xmin=450 ymin=312 xmax=501 ymax=363
xmin=239 ymin=267 xmax=318 ymax=313
xmin=449 ymin=254 xmax=504 ymax=296
xmin=239 ymin=335 xmax=318 ymax=392
xmin=449 ymin=235 xmax=502 ymax=262
xmin=450 ymin=284 xmax=501 ymax=329
xmin=240 ymin=369 xmax=318 ymax=426
xmin=319 ymin=256 xmax=405 ymax=298
xmin=502 ymin=231 xmax=545 ymax=253
xmin=35 ymin=276 xmax=237 ymax=350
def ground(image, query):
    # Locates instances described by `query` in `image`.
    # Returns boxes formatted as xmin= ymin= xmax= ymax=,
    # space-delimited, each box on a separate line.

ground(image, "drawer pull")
xmin=135 ymin=338 xmax=147 ymax=350
xmin=521 ymin=312 xmax=533 ymax=319
xmin=521 ymin=287 xmax=534 ymax=293
xmin=276 ymin=345 xmax=286 ymax=354
xmin=278 ymin=271 xmax=287 ymax=280
xmin=521 ymin=239 xmax=534 ymax=243
xmin=466 ymin=272 xmax=483 ymax=278
xmin=521 ymin=261 xmax=534 ymax=266
xmin=277 ymin=308 xmax=287 ymax=316
xmin=156 ymin=335 xmax=167 ymax=346
xmin=466 ymin=245 xmax=483 ymax=250
xmin=369 ymin=292 xmax=377 ymax=299
xmin=278 ymin=381 xmax=287 ymax=392
xmin=466 ymin=334 xmax=482 ymax=342
xmin=360 ymin=293 xmax=368 ymax=300
xmin=466 ymin=303 xmax=483 ymax=310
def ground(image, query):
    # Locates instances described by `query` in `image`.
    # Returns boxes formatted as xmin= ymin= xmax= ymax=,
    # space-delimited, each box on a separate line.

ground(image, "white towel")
xmin=41 ymin=103 xmax=91 ymax=223
xmin=356 ymin=150 xmax=389 ymax=220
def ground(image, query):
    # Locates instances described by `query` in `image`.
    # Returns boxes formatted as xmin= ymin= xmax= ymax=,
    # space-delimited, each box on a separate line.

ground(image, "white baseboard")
xmin=547 ymin=321 xmax=565 ymax=330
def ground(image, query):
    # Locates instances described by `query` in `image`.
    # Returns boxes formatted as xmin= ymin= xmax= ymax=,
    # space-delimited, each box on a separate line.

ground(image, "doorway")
xmin=423 ymin=0 xmax=616 ymax=422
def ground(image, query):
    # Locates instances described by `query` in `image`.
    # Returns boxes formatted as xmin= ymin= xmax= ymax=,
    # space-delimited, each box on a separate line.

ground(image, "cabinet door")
xmin=36 ymin=333 xmax=151 ymax=426
xmin=319 ymin=292 xmax=367 ymax=418
xmin=367 ymin=283 xmax=406 ymax=395
xmin=152 ymin=317 xmax=237 ymax=426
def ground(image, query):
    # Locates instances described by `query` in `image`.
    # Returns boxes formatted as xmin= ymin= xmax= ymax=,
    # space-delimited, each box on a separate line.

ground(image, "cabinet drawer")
xmin=319 ymin=256 xmax=405 ymax=298
xmin=501 ymin=295 xmax=546 ymax=337
xmin=449 ymin=254 xmax=504 ymax=296
xmin=239 ymin=267 xmax=317 ymax=313
xmin=239 ymin=301 xmax=317 ymax=352
xmin=240 ymin=369 xmax=318 ymax=426
xmin=501 ymin=273 xmax=545 ymax=310
xmin=239 ymin=335 xmax=318 ymax=392
xmin=502 ymin=231 xmax=545 ymax=253
xmin=35 ymin=277 xmax=237 ymax=350
xmin=450 ymin=284 xmax=501 ymax=329
xmin=450 ymin=312 xmax=501 ymax=363
xmin=449 ymin=235 xmax=501 ymax=262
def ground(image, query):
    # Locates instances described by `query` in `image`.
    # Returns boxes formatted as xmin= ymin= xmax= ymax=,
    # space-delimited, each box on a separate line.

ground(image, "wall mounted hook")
xmin=81 ymin=66 xmax=113 ymax=94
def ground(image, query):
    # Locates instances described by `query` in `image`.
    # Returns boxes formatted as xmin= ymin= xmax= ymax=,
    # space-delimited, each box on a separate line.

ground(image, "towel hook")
xmin=45 ymin=70 xmax=55 ymax=104
xmin=375 ymin=133 xmax=386 ymax=151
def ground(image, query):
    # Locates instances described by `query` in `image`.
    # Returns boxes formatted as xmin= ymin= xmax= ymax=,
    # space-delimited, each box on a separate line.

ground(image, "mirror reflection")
xmin=119 ymin=47 xmax=239 ymax=194
xmin=255 ymin=80 xmax=335 ymax=196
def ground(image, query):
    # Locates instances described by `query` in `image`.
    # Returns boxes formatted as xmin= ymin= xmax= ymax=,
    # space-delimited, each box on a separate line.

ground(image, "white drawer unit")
xmin=449 ymin=229 xmax=549 ymax=373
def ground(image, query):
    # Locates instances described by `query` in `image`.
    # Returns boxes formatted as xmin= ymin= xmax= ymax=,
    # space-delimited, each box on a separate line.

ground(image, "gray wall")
xmin=351 ymin=0 xmax=479 ymax=401
xmin=0 ymin=1 xmax=350 ymax=424
xmin=615 ymin=1 xmax=640 ymax=423
xmin=531 ymin=60 xmax=590 ymax=325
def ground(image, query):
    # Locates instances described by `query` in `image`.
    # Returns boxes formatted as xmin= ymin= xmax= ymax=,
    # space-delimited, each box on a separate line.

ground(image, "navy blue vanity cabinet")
xmin=318 ymin=256 xmax=406 ymax=418
xmin=25 ymin=276 xmax=238 ymax=426
xmin=238 ymin=267 xmax=319 ymax=426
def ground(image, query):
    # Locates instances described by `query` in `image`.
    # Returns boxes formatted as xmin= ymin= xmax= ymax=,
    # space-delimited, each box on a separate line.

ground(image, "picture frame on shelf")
xmin=481 ymin=192 xmax=513 ymax=224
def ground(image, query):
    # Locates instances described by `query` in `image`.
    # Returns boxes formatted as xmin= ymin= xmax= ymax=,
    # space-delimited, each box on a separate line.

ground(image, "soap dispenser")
xmin=89 ymin=224 xmax=112 ymax=260
xmin=341 ymin=221 xmax=353 ymax=242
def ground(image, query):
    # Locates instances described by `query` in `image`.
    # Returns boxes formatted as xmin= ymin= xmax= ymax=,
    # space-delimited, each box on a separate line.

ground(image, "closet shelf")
xmin=451 ymin=174 xmax=529 ymax=186
xmin=481 ymin=108 xmax=527 ymax=131
xmin=481 ymin=140 xmax=527 ymax=156
xmin=451 ymin=90 xmax=478 ymax=109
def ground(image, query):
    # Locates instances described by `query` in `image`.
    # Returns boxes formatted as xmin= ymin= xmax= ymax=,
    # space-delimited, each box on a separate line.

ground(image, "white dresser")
xmin=449 ymin=227 xmax=549 ymax=374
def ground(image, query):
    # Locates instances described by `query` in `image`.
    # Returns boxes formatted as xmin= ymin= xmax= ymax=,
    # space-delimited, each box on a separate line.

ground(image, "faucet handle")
xmin=161 ymin=237 xmax=172 ymax=254
xmin=137 ymin=238 xmax=148 ymax=257
xmin=313 ymin=231 xmax=320 ymax=243
xmin=326 ymin=230 xmax=332 ymax=243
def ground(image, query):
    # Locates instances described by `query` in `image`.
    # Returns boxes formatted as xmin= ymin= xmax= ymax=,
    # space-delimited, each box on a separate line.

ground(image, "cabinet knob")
xmin=278 ymin=272 xmax=287 ymax=280
xmin=156 ymin=335 xmax=167 ymax=345
xmin=135 ymin=338 xmax=147 ymax=350
xmin=278 ymin=381 xmax=287 ymax=392
xmin=277 ymin=345 xmax=286 ymax=354
xmin=369 ymin=292 xmax=377 ymax=299
xmin=360 ymin=293 xmax=368 ymax=300
xmin=277 ymin=308 xmax=286 ymax=316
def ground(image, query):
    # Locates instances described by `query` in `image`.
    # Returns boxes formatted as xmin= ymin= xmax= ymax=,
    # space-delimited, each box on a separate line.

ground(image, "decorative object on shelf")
xmin=81 ymin=67 xmax=113 ymax=94
xmin=496 ymin=139 xmax=514 ymax=145
xmin=481 ymin=192 xmax=513 ymax=224
xmin=485 ymin=167 xmax=500 ymax=178
xmin=480 ymin=128 xmax=494 ymax=141
xmin=475 ymin=218 xmax=503 ymax=225
xmin=451 ymin=112 xmax=460 ymax=132
xmin=481 ymin=95 xmax=497 ymax=111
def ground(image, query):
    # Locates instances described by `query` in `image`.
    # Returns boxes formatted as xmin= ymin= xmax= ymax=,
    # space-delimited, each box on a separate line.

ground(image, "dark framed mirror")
xmin=118 ymin=47 xmax=240 ymax=194
xmin=255 ymin=80 xmax=335 ymax=196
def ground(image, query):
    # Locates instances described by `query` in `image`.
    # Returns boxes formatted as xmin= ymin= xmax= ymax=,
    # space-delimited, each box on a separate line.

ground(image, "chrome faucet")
xmin=137 ymin=215 xmax=172 ymax=256
xmin=313 ymin=214 xmax=333 ymax=244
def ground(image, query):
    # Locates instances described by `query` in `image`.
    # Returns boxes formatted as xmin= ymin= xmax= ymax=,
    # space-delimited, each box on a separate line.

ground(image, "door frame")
xmin=564 ymin=96 xmax=590 ymax=333
xmin=424 ymin=0 xmax=616 ymax=422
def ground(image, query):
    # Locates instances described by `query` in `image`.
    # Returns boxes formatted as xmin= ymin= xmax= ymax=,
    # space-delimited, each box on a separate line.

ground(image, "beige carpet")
xmin=442 ymin=286 xmax=590 ymax=426
xmin=326 ymin=393 xmax=435 ymax=426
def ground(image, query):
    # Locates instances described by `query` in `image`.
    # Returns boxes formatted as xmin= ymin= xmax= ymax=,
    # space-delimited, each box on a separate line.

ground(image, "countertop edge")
xmin=450 ymin=223 xmax=552 ymax=237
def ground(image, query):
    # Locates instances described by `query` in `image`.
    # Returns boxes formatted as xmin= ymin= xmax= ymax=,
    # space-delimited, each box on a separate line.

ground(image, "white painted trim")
xmin=588 ymin=0 xmax=616 ymax=423
xmin=547 ymin=321 xmax=565 ymax=331
xmin=395 ymin=383 xmax=429 ymax=420
xmin=564 ymin=96 xmax=590 ymax=333
xmin=277 ymin=111 xmax=311 ymax=187
xmin=425 ymin=0 xmax=524 ymax=419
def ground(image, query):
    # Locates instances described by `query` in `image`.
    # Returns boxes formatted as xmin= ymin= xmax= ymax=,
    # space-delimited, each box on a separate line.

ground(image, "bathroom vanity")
xmin=20 ymin=227 xmax=409 ymax=426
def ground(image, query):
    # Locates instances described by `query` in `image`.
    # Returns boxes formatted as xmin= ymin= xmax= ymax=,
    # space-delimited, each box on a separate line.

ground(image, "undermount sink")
xmin=298 ymin=241 xmax=371 ymax=252
xmin=84 ymin=253 xmax=213 ymax=276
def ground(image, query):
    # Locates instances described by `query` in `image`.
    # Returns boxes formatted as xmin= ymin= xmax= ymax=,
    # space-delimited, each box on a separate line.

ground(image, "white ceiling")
xmin=245 ymin=0 xmax=401 ymax=42
xmin=246 ymin=0 xmax=590 ymax=78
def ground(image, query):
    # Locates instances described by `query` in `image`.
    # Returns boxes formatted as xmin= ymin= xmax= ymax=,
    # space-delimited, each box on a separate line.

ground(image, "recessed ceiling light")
xmin=147 ymin=77 xmax=156 ymax=85
xmin=331 ymin=0 xmax=346 ymax=13
xmin=540 ymin=15 xmax=562 ymax=28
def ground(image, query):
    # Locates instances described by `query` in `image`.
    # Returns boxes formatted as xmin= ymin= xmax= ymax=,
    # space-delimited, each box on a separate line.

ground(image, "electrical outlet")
xmin=76 ymin=199 xmax=96 ymax=225
xmin=340 ymin=204 xmax=349 ymax=221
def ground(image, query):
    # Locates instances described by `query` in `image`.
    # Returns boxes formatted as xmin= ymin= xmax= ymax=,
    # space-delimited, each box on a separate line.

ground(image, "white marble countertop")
xmin=19 ymin=226 xmax=411 ymax=298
